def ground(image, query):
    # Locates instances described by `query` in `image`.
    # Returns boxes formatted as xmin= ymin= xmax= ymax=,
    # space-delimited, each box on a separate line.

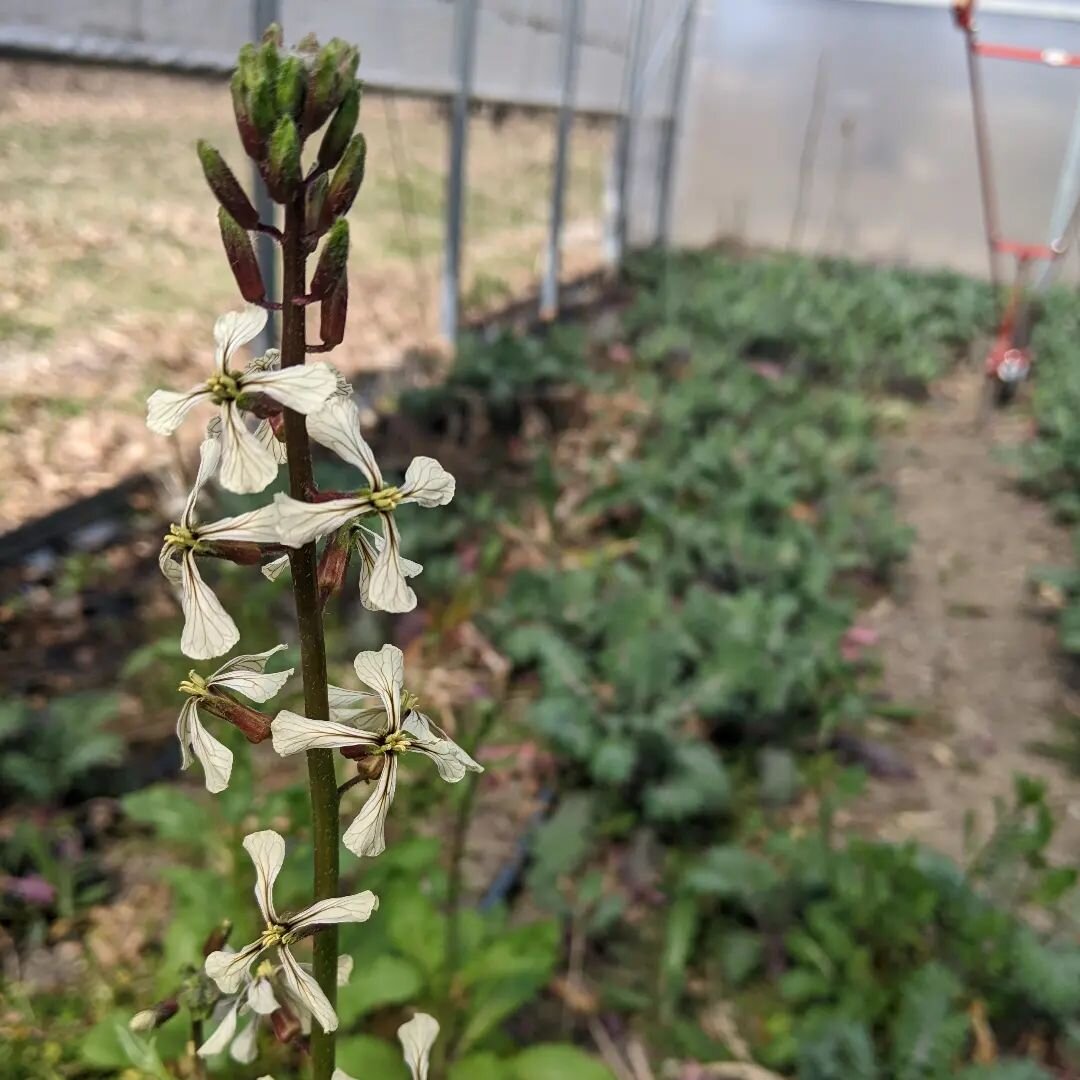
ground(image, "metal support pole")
xmin=252 ymin=0 xmax=279 ymax=356
xmin=442 ymin=0 xmax=480 ymax=346
xmin=657 ymin=0 xmax=698 ymax=249
xmin=612 ymin=0 xmax=650 ymax=266
xmin=541 ymin=0 xmax=585 ymax=318
xmin=1036 ymin=93 xmax=1080 ymax=290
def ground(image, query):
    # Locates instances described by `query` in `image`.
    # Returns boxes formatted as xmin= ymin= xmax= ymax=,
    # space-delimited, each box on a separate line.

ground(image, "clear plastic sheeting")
xmin=670 ymin=0 xmax=1080 ymax=279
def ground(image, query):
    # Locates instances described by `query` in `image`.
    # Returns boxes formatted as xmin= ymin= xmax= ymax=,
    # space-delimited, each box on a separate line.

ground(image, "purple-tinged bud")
xmin=325 ymin=133 xmax=366 ymax=220
xmin=309 ymin=220 xmax=349 ymax=300
xmin=271 ymin=1004 xmax=303 ymax=1044
xmin=320 ymin=274 xmax=348 ymax=349
xmin=341 ymin=749 xmax=385 ymax=782
xmin=203 ymin=538 xmax=276 ymax=565
xmin=317 ymin=83 xmax=360 ymax=172
xmin=217 ymin=208 xmax=266 ymax=303
xmin=305 ymin=173 xmax=329 ymax=241
xmin=129 ymin=1000 xmax=179 ymax=1033
xmin=231 ymin=71 xmax=265 ymax=160
xmin=295 ymin=32 xmax=320 ymax=59
xmin=201 ymin=693 xmax=272 ymax=744
xmin=202 ymin=921 xmax=232 ymax=957
xmin=317 ymin=529 xmax=352 ymax=608
xmin=197 ymin=141 xmax=258 ymax=229
xmin=276 ymin=55 xmax=306 ymax=121
xmin=266 ymin=117 xmax=302 ymax=203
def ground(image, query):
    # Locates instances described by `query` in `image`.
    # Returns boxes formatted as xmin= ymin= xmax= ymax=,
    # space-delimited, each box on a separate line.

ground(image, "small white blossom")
xmin=398 ymin=1013 xmax=440 ymax=1080
xmin=273 ymin=396 xmax=454 ymax=612
xmin=158 ymin=433 xmax=282 ymax=659
xmin=175 ymin=644 xmax=292 ymax=793
xmin=146 ymin=305 xmax=337 ymax=493
xmin=204 ymin=830 xmax=378 ymax=1034
xmin=271 ymin=645 xmax=481 ymax=858
xmin=199 ymin=952 xmax=353 ymax=1063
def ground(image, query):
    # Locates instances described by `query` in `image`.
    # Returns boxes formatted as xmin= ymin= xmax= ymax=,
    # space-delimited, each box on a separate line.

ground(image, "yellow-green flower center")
xmin=260 ymin=924 xmax=286 ymax=949
xmin=178 ymin=670 xmax=208 ymax=698
xmin=254 ymin=958 xmax=276 ymax=978
xmin=378 ymin=731 xmax=413 ymax=755
xmin=165 ymin=523 xmax=197 ymax=548
xmin=206 ymin=372 xmax=240 ymax=404
xmin=369 ymin=485 xmax=402 ymax=512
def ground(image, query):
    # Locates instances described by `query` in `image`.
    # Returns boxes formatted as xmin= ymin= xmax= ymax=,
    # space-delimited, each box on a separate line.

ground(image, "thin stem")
xmin=281 ymin=191 xmax=340 ymax=1080
xmin=191 ymin=1018 xmax=207 ymax=1079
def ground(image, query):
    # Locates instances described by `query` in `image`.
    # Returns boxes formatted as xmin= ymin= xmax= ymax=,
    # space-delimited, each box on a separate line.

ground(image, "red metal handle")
xmin=975 ymin=41 xmax=1080 ymax=67
xmin=953 ymin=0 xmax=975 ymax=32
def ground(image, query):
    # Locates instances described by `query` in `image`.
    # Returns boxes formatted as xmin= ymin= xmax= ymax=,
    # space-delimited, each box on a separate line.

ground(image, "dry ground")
xmin=856 ymin=368 xmax=1080 ymax=864
xmin=0 ymin=59 xmax=612 ymax=531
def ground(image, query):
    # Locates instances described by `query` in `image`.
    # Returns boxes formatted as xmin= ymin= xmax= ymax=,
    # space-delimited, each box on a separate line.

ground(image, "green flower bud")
xmin=320 ymin=275 xmax=348 ymax=349
xmin=317 ymin=83 xmax=361 ymax=172
xmin=305 ymin=173 xmax=329 ymax=240
xmin=230 ymin=71 xmax=265 ymax=160
xmin=303 ymin=38 xmax=359 ymax=136
xmin=257 ymin=38 xmax=280 ymax=86
xmin=310 ymin=220 xmax=349 ymax=299
xmin=217 ymin=208 xmax=266 ymax=303
xmin=266 ymin=117 xmax=302 ymax=202
xmin=197 ymin=141 xmax=258 ymax=228
xmin=261 ymin=22 xmax=284 ymax=49
xmin=237 ymin=42 xmax=260 ymax=92
xmin=249 ymin=77 xmax=278 ymax=143
xmin=325 ymin=132 xmax=366 ymax=220
xmin=275 ymin=55 xmax=306 ymax=120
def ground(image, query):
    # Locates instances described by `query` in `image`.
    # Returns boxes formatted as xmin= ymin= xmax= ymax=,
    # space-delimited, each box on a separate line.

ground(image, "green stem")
xmin=281 ymin=191 xmax=339 ymax=1080
xmin=191 ymin=1018 xmax=207 ymax=1079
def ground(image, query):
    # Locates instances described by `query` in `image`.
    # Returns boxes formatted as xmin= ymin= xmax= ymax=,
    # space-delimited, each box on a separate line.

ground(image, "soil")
xmin=856 ymin=367 xmax=1080 ymax=864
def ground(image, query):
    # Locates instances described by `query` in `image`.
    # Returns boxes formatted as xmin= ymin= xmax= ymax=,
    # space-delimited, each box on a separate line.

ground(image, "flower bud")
xmin=266 ymin=117 xmax=302 ymax=202
xmin=203 ymin=538 xmax=274 ymax=565
xmin=303 ymin=39 xmax=359 ymax=136
xmin=261 ymin=22 xmax=284 ymax=49
xmin=317 ymin=529 xmax=352 ymax=608
xmin=201 ymin=693 xmax=272 ymax=744
xmin=217 ymin=208 xmax=266 ymax=303
xmin=256 ymin=38 xmax=280 ymax=86
xmin=197 ymin=141 xmax=258 ymax=229
xmin=309 ymin=220 xmax=349 ymax=300
xmin=231 ymin=71 xmax=265 ymax=160
xmin=237 ymin=42 xmax=260 ymax=92
xmin=276 ymin=55 xmax=306 ymax=120
xmin=202 ymin=920 xmax=232 ymax=957
xmin=305 ymin=173 xmax=329 ymax=240
xmin=129 ymin=1000 xmax=179 ymax=1033
xmin=317 ymin=83 xmax=361 ymax=172
xmin=271 ymin=1004 xmax=303 ymax=1044
xmin=325 ymin=133 xmax=366 ymax=220
xmin=320 ymin=275 xmax=348 ymax=349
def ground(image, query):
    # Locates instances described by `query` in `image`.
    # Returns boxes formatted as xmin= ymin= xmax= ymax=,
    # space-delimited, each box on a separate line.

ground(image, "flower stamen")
xmin=206 ymin=372 xmax=241 ymax=403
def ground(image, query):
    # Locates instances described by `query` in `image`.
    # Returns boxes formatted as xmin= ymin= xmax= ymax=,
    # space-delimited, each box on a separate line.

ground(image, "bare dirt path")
xmin=857 ymin=368 xmax=1080 ymax=864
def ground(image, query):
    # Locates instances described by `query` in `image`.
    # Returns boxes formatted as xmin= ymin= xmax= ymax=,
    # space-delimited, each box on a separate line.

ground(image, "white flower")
xmin=398 ymin=1013 xmax=440 ymax=1080
xmin=146 ymin=305 xmax=337 ymax=493
xmin=274 ymin=396 xmax=454 ymax=612
xmin=271 ymin=645 xmax=481 ymax=858
xmin=158 ymin=433 xmax=283 ymax=659
xmin=199 ymin=952 xmax=353 ymax=1063
xmin=175 ymin=644 xmax=292 ymax=793
xmin=204 ymin=830 xmax=378 ymax=1033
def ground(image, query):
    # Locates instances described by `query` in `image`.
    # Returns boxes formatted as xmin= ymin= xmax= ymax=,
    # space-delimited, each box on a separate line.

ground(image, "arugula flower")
xmin=398 ymin=1013 xmax=440 ymax=1080
xmin=146 ymin=305 xmax=337 ymax=493
xmin=198 ymin=953 xmax=352 ymax=1063
xmin=158 ymin=433 xmax=281 ymax=659
xmin=204 ymin=830 xmax=378 ymax=1033
xmin=175 ymin=645 xmax=292 ymax=792
xmin=274 ymin=397 xmax=454 ymax=612
xmin=271 ymin=645 xmax=481 ymax=858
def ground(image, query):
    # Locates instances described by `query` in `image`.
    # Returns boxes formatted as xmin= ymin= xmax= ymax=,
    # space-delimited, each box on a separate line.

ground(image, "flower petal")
xmin=198 ymin=501 xmax=283 ymax=544
xmin=306 ymin=396 xmax=383 ymax=487
xmin=271 ymin=710 xmax=379 ymax=756
xmin=147 ymin=386 xmax=211 ymax=436
xmin=215 ymin=304 xmax=268 ymax=371
xmin=366 ymin=516 xmax=417 ymax=614
xmin=205 ymin=941 xmax=264 ymax=993
xmin=182 ymin=431 xmax=224 ymax=528
xmin=197 ymin=997 xmax=241 ymax=1057
xmin=342 ymin=756 xmax=398 ymax=858
xmin=210 ymin=644 xmax=292 ymax=702
xmin=337 ymin=955 xmax=354 ymax=987
xmin=175 ymin=698 xmax=197 ymax=771
xmin=159 ymin=542 xmax=183 ymax=587
xmin=278 ymin=946 xmax=338 ymax=1034
xmin=354 ymin=524 xmax=422 ymax=612
xmin=254 ymin=418 xmax=288 ymax=464
xmin=187 ymin=709 xmax=234 ymax=793
xmin=243 ymin=829 xmax=285 ymax=924
xmin=327 ymin=683 xmax=380 ymax=726
xmin=403 ymin=712 xmax=482 ymax=783
xmin=230 ymin=1017 xmax=260 ymax=1064
xmin=352 ymin=643 xmax=403 ymax=729
xmin=248 ymin=976 xmax=280 ymax=1015
xmin=274 ymin=493 xmax=370 ymax=548
xmin=243 ymin=364 xmax=337 ymax=415
xmin=219 ymin=403 xmax=279 ymax=494
xmin=398 ymin=1013 xmax=440 ymax=1080
xmin=180 ymin=553 xmax=240 ymax=660
xmin=287 ymin=889 xmax=378 ymax=933
xmin=261 ymin=553 xmax=291 ymax=582
xmin=401 ymin=457 xmax=455 ymax=508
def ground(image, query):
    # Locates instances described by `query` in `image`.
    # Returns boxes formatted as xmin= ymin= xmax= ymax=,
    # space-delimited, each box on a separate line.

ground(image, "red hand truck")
xmin=953 ymin=0 xmax=1080 ymax=404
